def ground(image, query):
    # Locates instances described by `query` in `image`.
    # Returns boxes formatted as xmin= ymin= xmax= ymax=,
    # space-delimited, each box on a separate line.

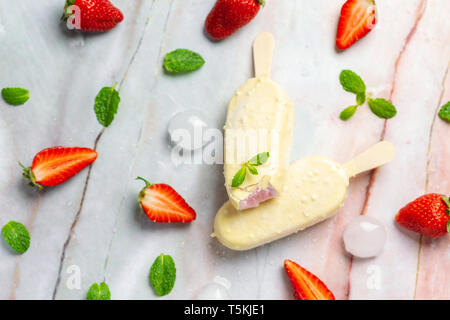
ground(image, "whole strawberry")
xmin=205 ymin=0 xmax=265 ymax=40
xmin=63 ymin=0 xmax=124 ymax=32
xmin=396 ymin=193 xmax=450 ymax=238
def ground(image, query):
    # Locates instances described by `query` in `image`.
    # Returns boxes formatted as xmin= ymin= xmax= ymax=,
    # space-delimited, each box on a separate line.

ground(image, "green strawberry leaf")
xmin=164 ymin=49 xmax=205 ymax=73
xmin=340 ymin=105 xmax=358 ymax=121
xmin=438 ymin=101 xmax=450 ymax=122
xmin=1 ymin=88 xmax=29 ymax=106
xmin=356 ymin=91 xmax=366 ymax=106
xmin=232 ymin=166 xmax=247 ymax=188
xmin=1 ymin=221 xmax=30 ymax=254
xmin=339 ymin=70 xmax=366 ymax=95
xmin=94 ymin=83 xmax=120 ymax=127
xmin=256 ymin=0 xmax=265 ymax=6
xmin=368 ymin=98 xmax=397 ymax=119
xmin=447 ymin=221 xmax=450 ymax=233
xmin=87 ymin=282 xmax=111 ymax=300
xmin=246 ymin=164 xmax=258 ymax=175
xmin=248 ymin=152 xmax=270 ymax=166
xmin=150 ymin=254 xmax=176 ymax=297
xmin=442 ymin=195 xmax=450 ymax=211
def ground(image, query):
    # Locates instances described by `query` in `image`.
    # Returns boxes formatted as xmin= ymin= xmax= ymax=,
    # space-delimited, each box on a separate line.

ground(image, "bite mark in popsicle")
xmin=223 ymin=32 xmax=295 ymax=210
xmin=214 ymin=142 xmax=395 ymax=251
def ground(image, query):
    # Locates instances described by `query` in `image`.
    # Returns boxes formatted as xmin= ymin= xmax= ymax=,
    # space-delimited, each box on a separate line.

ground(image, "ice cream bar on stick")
xmin=214 ymin=141 xmax=395 ymax=251
xmin=224 ymin=32 xmax=295 ymax=210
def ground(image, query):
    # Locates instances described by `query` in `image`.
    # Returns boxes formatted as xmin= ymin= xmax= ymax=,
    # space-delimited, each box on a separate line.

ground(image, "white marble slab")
xmin=0 ymin=0 xmax=449 ymax=300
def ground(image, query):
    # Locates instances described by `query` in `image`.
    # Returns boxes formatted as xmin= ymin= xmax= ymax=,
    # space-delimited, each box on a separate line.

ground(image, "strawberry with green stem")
xmin=20 ymin=147 xmax=97 ymax=190
xmin=62 ymin=0 xmax=123 ymax=32
xmin=137 ymin=177 xmax=196 ymax=223
xmin=396 ymin=194 xmax=450 ymax=238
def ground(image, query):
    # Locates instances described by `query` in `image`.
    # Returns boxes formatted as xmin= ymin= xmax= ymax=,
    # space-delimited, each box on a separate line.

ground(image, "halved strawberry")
xmin=336 ymin=0 xmax=377 ymax=50
xmin=20 ymin=147 xmax=97 ymax=189
xmin=137 ymin=177 xmax=196 ymax=223
xmin=284 ymin=259 xmax=335 ymax=300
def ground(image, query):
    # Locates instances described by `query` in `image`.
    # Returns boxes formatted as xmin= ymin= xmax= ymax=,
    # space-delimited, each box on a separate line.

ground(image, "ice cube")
xmin=343 ymin=216 xmax=386 ymax=258
xmin=167 ymin=110 xmax=213 ymax=151
xmin=195 ymin=283 xmax=231 ymax=300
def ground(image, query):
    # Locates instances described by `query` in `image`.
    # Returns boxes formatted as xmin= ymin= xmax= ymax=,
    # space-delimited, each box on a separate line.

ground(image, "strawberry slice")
xmin=336 ymin=0 xmax=377 ymax=50
xmin=284 ymin=259 xmax=335 ymax=300
xmin=137 ymin=177 xmax=196 ymax=223
xmin=20 ymin=146 xmax=97 ymax=189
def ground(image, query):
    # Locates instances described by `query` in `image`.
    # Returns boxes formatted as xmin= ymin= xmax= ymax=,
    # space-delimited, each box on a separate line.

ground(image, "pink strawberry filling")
xmin=239 ymin=184 xmax=278 ymax=210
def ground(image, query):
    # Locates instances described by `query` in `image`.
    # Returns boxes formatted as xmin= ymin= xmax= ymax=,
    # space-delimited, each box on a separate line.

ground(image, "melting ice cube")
xmin=195 ymin=276 xmax=231 ymax=300
xmin=343 ymin=216 xmax=386 ymax=258
xmin=168 ymin=110 xmax=213 ymax=151
xmin=195 ymin=283 xmax=231 ymax=300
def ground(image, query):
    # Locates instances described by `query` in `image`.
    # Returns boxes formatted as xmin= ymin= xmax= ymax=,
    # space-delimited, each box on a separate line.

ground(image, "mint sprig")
xmin=1 ymin=221 xmax=30 ymax=254
xmin=164 ymin=49 xmax=205 ymax=73
xmin=438 ymin=101 xmax=450 ymax=122
xmin=87 ymin=282 xmax=111 ymax=300
xmin=150 ymin=254 xmax=176 ymax=297
xmin=232 ymin=152 xmax=270 ymax=188
xmin=338 ymin=70 xmax=397 ymax=120
xmin=1 ymin=88 xmax=29 ymax=106
xmin=94 ymin=83 xmax=120 ymax=127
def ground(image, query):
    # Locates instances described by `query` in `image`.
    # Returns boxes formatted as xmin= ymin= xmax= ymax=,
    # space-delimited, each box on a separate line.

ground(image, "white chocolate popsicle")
xmin=214 ymin=142 xmax=395 ymax=251
xmin=224 ymin=32 xmax=295 ymax=210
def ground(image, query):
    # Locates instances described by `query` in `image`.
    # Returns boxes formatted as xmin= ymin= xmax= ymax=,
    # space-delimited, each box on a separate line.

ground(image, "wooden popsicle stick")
xmin=253 ymin=32 xmax=274 ymax=78
xmin=343 ymin=141 xmax=396 ymax=178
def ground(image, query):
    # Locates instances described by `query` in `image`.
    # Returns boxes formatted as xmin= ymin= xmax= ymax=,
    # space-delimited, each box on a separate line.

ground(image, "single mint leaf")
xmin=1 ymin=221 xmax=30 ymax=254
xmin=164 ymin=49 xmax=205 ymax=73
xmin=339 ymin=70 xmax=366 ymax=94
xmin=1 ymin=88 xmax=29 ymax=106
xmin=246 ymin=164 xmax=258 ymax=175
xmin=368 ymin=98 xmax=397 ymax=119
xmin=87 ymin=282 xmax=111 ymax=300
xmin=248 ymin=152 xmax=270 ymax=166
xmin=356 ymin=91 xmax=366 ymax=106
xmin=94 ymin=83 xmax=120 ymax=127
xmin=150 ymin=254 xmax=176 ymax=297
xmin=438 ymin=101 xmax=450 ymax=122
xmin=340 ymin=105 xmax=358 ymax=121
xmin=232 ymin=166 xmax=247 ymax=187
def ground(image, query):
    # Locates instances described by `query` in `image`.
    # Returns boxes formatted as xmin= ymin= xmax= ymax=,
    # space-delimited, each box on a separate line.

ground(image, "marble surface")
xmin=0 ymin=0 xmax=449 ymax=300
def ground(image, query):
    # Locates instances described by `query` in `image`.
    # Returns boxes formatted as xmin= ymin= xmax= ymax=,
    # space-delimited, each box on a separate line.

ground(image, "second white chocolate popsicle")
xmin=214 ymin=141 xmax=395 ymax=251
xmin=224 ymin=32 xmax=295 ymax=211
